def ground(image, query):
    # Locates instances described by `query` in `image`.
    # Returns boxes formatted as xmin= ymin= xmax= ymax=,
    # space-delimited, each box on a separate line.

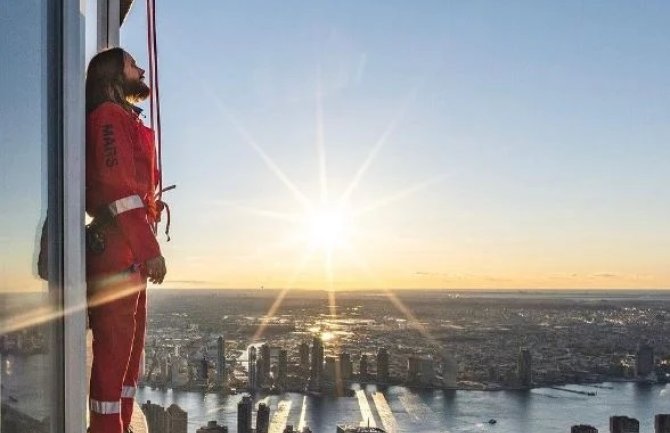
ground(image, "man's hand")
xmin=145 ymin=255 xmax=166 ymax=284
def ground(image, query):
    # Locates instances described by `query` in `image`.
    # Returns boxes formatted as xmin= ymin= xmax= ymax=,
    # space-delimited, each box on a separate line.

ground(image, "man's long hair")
xmin=86 ymin=47 xmax=128 ymax=113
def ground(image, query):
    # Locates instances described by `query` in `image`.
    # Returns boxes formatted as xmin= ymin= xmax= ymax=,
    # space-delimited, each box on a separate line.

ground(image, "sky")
xmin=2 ymin=1 xmax=670 ymax=291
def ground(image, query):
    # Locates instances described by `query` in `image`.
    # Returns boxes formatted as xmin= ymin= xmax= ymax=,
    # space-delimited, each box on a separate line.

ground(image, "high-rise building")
xmin=325 ymin=356 xmax=337 ymax=383
xmin=517 ymin=348 xmax=532 ymax=388
xmin=359 ymin=354 xmax=369 ymax=381
xmin=377 ymin=348 xmax=389 ymax=383
xmin=656 ymin=414 xmax=670 ymax=433
xmin=197 ymin=420 xmax=229 ymax=433
xmin=278 ymin=349 xmax=288 ymax=389
xmin=166 ymin=404 xmax=188 ymax=433
xmin=310 ymin=336 xmax=324 ymax=388
xmin=441 ymin=354 xmax=458 ymax=388
xmin=256 ymin=402 xmax=271 ymax=433
xmin=237 ymin=395 xmax=253 ymax=433
xmin=610 ymin=416 xmax=639 ymax=433
xmin=142 ymin=400 xmax=167 ymax=432
xmin=407 ymin=356 xmax=419 ymax=383
xmin=340 ymin=352 xmax=353 ymax=381
xmin=248 ymin=347 xmax=258 ymax=391
xmin=200 ymin=354 xmax=209 ymax=381
xmin=571 ymin=425 xmax=598 ymax=433
xmin=299 ymin=342 xmax=310 ymax=372
xmin=217 ymin=336 xmax=227 ymax=385
xmin=407 ymin=356 xmax=434 ymax=386
xmin=636 ymin=344 xmax=654 ymax=377
xmin=142 ymin=400 xmax=189 ymax=433
xmin=259 ymin=343 xmax=272 ymax=386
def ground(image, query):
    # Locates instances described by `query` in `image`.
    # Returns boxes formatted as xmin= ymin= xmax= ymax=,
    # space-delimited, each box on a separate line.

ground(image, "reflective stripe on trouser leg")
xmin=122 ymin=287 xmax=147 ymax=430
xmin=88 ymin=271 xmax=144 ymax=433
xmin=90 ymin=399 xmax=121 ymax=414
xmin=120 ymin=386 xmax=136 ymax=398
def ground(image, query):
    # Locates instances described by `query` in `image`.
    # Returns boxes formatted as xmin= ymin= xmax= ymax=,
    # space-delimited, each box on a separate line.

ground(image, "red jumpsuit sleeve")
xmin=91 ymin=105 xmax=161 ymax=264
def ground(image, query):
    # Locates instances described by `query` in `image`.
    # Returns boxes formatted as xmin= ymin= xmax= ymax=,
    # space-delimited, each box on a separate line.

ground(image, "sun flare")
xmin=307 ymin=206 xmax=351 ymax=251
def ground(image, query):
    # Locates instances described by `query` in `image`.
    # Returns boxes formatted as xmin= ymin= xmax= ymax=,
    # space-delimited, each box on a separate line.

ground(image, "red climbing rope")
xmin=146 ymin=0 xmax=172 ymax=240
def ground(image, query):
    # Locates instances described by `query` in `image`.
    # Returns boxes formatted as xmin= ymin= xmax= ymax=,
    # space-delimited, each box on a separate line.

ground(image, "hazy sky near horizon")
xmin=117 ymin=1 xmax=670 ymax=290
xmin=2 ymin=1 xmax=670 ymax=291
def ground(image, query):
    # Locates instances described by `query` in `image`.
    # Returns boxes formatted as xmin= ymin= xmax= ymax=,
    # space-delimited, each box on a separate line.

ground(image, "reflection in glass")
xmin=1 ymin=0 xmax=63 ymax=431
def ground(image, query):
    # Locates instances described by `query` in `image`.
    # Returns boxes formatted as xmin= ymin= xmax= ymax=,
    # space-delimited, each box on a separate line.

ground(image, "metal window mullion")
xmin=63 ymin=0 xmax=88 ymax=432
xmin=46 ymin=0 xmax=65 ymax=432
xmin=97 ymin=0 xmax=120 ymax=50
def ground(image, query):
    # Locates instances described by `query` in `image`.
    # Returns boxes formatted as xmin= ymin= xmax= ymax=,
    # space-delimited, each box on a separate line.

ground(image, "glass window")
xmin=0 ymin=0 xmax=64 ymax=432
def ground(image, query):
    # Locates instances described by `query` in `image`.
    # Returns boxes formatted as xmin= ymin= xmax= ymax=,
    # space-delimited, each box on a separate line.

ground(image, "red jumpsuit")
xmin=86 ymin=101 xmax=160 ymax=433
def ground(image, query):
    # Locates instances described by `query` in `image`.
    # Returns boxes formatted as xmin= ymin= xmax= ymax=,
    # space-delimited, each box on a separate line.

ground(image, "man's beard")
xmin=122 ymin=77 xmax=151 ymax=103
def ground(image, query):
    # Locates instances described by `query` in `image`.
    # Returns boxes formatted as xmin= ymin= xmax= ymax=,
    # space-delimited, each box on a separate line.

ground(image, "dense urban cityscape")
xmin=141 ymin=290 xmax=669 ymax=432
xmin=2 ymin=290 xmax=670 ymax=432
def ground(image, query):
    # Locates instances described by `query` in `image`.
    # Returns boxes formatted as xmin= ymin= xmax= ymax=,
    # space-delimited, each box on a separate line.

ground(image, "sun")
xmin=307 ymin=206 xmax=351 ymax=251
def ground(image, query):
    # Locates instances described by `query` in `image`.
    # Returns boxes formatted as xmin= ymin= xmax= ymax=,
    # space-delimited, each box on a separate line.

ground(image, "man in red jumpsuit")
xmin=85 ymin=47 xmax=167 ymax=433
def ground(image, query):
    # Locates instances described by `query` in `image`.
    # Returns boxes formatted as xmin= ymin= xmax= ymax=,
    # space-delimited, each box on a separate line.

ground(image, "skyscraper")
xmin=517 ymin=348 xmax=532 ymax=388
xmin=359 ymin=354 xmax=369 ymax=381
xmin=656 ymin=414 xmax=670 ymax=433
xmin=217 ymin=336 xmax=227 ymax=385
xmin=248 ymin=347 xmax=258 ymax=391
xmin=636 ymin=344 xmax=654 ymax=377
xmin=377 ymin=348 xmax=389 ymax=383
xmin=610 ymin=416 xmax=639 ymax=433
xmin=200 ymin=354 xmax=209 ymax=381
xmin=310 ymin=336 xmax=324 ymax=388
xmin=571 ymin=425 xmax=598 ymax=433
xmin=441 ymin=353 xmax=458 ymax=388
xmin=256 ymin=402 xmax=271 ymax=433
xmin=407 ymin=356 xmax=435 ymax=386
xmin=260 ymin=343 xmax=272 ymax=386
xmin=166 ymin=404 xmax=188 ymax=433
xmin=325 ymin=356 xmax=337 ymax=383
xmin=197 ymin=420 xmax=228 ymax=433
xmin=340 ymin=352 xmax=353 ymax=381
xmin=278 ymin=349 xmax=288 ymax=389
xmin=237 ymin=395 xmax=253 ymax=433
xmin=299 ymin=342 xmax=310 ymax=372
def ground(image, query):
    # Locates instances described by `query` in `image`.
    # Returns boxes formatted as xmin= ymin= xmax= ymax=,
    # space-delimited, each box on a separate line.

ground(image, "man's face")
xmin=122 ymin=52 xmax=150 ymax=102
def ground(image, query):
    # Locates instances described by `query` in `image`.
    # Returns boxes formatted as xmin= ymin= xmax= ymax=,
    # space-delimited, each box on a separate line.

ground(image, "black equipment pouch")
xmin=85 ymin=205 xmax=115 ymax=254
xmin=85 ymin=224 xmax=106 ymax=254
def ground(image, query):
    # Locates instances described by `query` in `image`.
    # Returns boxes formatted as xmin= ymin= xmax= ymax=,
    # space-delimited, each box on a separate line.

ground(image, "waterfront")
xmin=137 ymin=382 xmax=669 ymax=433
